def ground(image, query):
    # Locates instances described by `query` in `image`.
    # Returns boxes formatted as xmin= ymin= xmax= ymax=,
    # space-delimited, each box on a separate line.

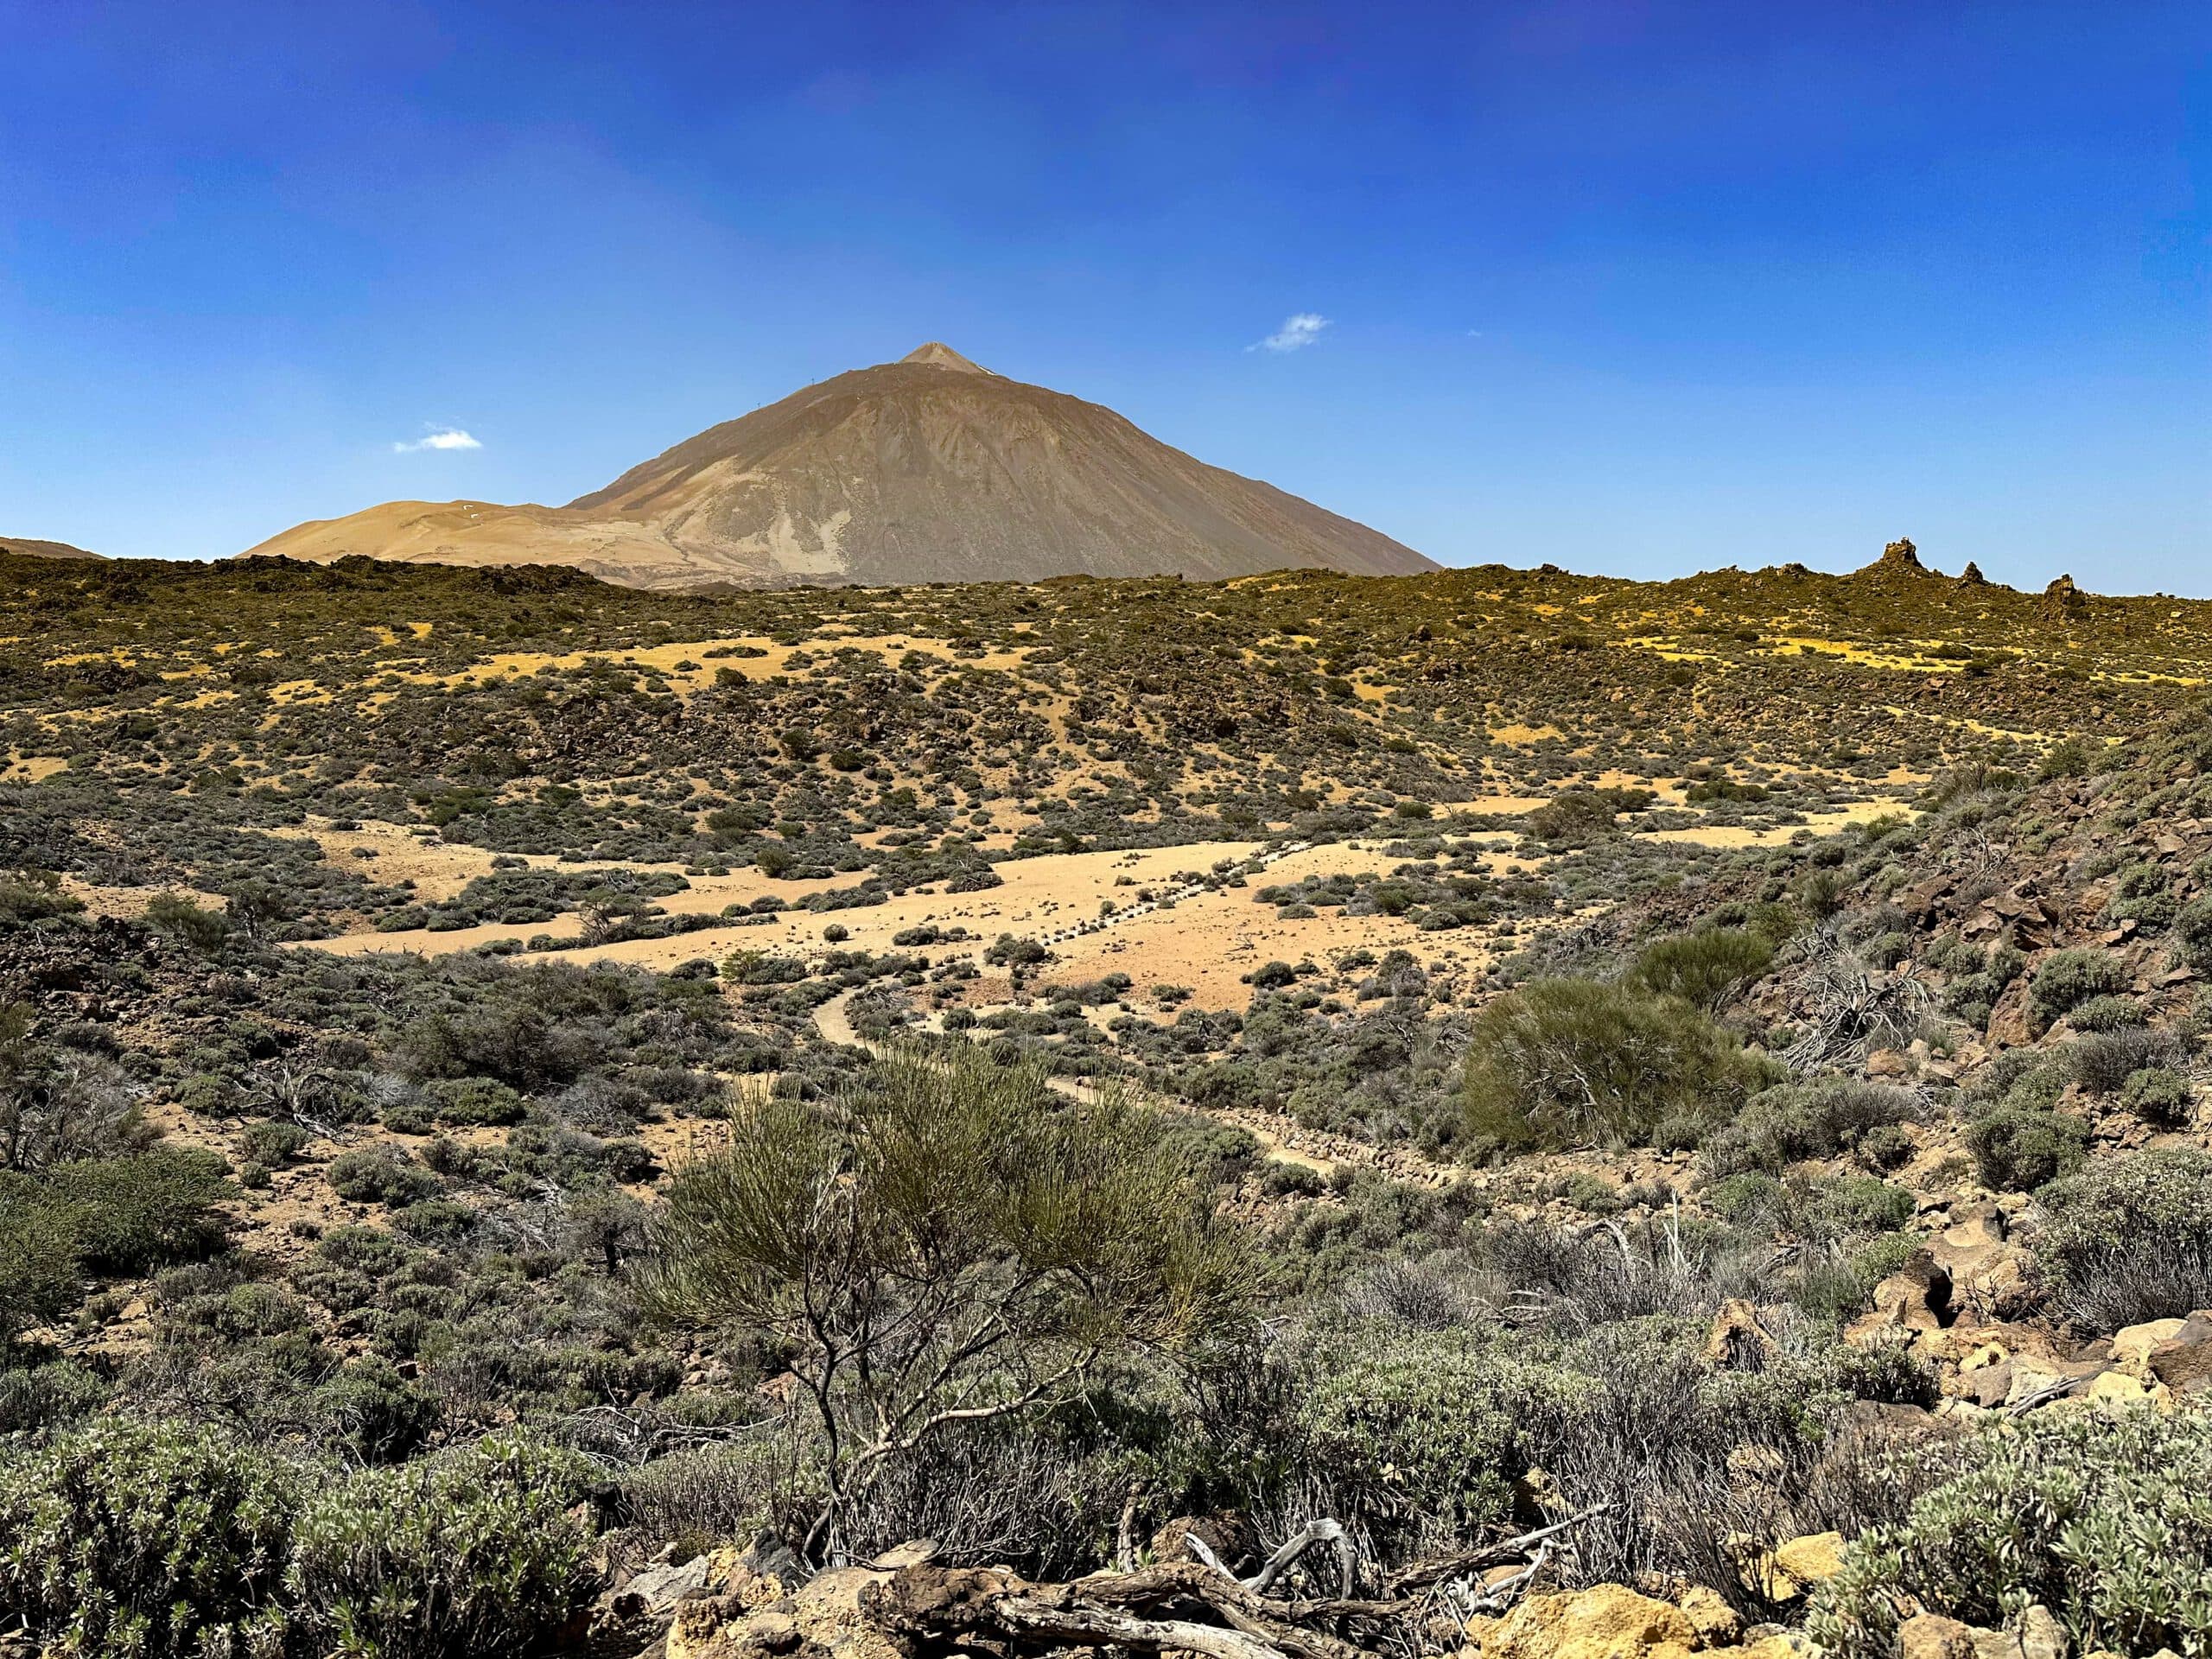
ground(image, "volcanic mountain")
xmin=241 ymin=345 xmax=1435 ymax=589
xmin=1 ymin=536 xmax=103 ymax=560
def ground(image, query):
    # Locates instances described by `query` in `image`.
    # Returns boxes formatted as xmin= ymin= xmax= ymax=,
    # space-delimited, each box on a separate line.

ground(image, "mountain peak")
xmin=242 ymin=344 xmax=1434 ymax=588
xmin=899 ymin=341 xmax=991 ymax=375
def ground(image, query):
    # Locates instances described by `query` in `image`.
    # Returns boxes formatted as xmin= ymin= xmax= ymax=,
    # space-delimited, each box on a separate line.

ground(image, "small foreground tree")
xmin=640 ymin=1048 xmax=1251 ymax=1561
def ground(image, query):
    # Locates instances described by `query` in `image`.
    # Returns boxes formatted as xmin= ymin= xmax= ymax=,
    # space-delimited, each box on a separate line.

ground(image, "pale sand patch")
xmin=420 ymin=632 xmax=1035 ymax=697
xmin=308 ymin=839 xmax=1277 ymax=966
xmin=1647 ymin=799 xmax=1918 ymax=849
xmin=60 ymin=879 xmax=229 ymax=921
xmin=296 ymin=836 xmax=1499 ymax=1008
xmin=276 ymin=821 xmax=513 ymax=903
xmin=3 ymin=753 xmax=68 ymax=783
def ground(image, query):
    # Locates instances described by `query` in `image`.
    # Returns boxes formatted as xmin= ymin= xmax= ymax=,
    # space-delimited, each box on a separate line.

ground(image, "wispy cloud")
xmin=1249 ymin=312 xmax=1330 ymax=353
xmin=392 ymin=427 xmax=482 ymax=453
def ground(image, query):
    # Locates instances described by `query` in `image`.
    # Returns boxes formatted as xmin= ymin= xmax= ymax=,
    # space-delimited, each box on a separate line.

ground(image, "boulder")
xmin=1848 ymin=1249 xmax=1951 ymax=1345
xmin=1483 ymin=1583 xmax=1701 ymax=1659
xmin=1703 ymin=1299 xmax=1781 ymax=1371
xmin=2108 ymin=1317 xmax=2186 ymax=1373
xmin=667 ymin=1560 xmax=908 ymax=1659
xmin=1676 ymin=1585 xmax=1741 ymax=1648
xmin=2146 ymin=1313 xmax=2212 ymax=1395
xmin=1898 ymin=1614 xmax=1980 ymax=1659
xmin=620 ymin=1552 xmax=718 ymax=1617
xmin=1897 ymin=1605 xmax=2071 ymax=1659
xmin=1768 ymin=1532 xmax=1846 ymax=1597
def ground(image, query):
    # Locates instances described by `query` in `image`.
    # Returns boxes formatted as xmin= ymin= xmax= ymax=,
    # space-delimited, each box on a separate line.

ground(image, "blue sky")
xmin=2 ymin=1 xmax=2206 ymax=588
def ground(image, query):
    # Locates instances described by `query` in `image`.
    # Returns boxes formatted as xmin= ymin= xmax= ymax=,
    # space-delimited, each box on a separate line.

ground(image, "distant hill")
xmin=1 ymin=536 xmax=102 ymax=560
xmin=240 ymin=344 xmax=1437 ymax=589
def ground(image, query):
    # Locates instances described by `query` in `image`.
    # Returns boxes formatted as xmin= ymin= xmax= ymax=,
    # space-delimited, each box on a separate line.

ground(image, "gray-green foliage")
xmin=289 ymin=1433 xmax=600 ymax=1659
xmin=1963 ymin=1103 xmax=2089 ymax=1191
xmin=0 ymin=1418 xmax=301 ymax=1658
xmin=1 ymin=1147 xmax=232 ymax=1344
xmin=2037 ymin=1150 xmax=2212 ymax=1331
xmin=1700 ymin=1078 xmax=1917 ymax=1177
xmin=2118 ymin=1065 xmax=2193 ymax=1126
xmin=0 ymin=1421 xmax=600 ymax=1659
xmin=1297 ymin=1332 xmax=1584 ymax=1554
xmin=1624 ymin=927 xmax=1774 ymax=1010
xmin=1807 ymin=1408 xmax=2212 ymax=1659
xmin=2028 ymin=948 xmax=2129 ymax=1027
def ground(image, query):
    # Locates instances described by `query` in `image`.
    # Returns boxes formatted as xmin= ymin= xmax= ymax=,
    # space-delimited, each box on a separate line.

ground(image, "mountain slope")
xmin=241 ymin=344 xmax=1436 ymax=589
xmin=1 ymin=535 xmax=102 ymax=560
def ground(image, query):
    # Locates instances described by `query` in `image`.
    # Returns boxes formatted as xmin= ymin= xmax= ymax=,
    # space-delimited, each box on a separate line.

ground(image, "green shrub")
xmin=2037 ymin=1151 xmax=2212 ymax=1330
xmin=2066 ymin=1027 xmax=2178 ymax=1096
xmin=1807 ymin=1408 xmax=2212 ymax=1659
xmin=36 ymin=1147 xmax=233 ymax=1274
xmin=0 ymin=1191 xmax=82 ymax=1344
xmin=2117 ymin=1065 xmax=2193 ymax=1127
xmin=289 ymin=1433 xmax=601 ymax=1659
xmin=1298 ymin=1334 xmax=1580 ymax=1553
xmin=1463 ymin=979 xmax=1759 ymax=1153
xmin=0 ymin=1417 xmax=301 ymax=1656
xmin=2175 ymin=895 xmax=2212 ymax=969
xmin=1700 ymin=1079 xmax=1917 ymax=1176
xmin=1625 ymin=928 xmax=1774 ymax=1010
xmin=327 ymin=1148 xmax=440 ymax=1208
xmin=1963 ymin=1104 xmax=2088 ymax=1191
xmin=2028 ymin=948 xmax=2128 ymax=1027
xmin=311 ymin=1362 xmax=440 ymax=1465
xmin=242 ymin=1122 xmax=312 ymax=1166
xmin=2070 ymin=993 xmax=2145 ymax=1032
xmin=0 ymin=1356 xmax=109 ymax=1433
xmin=1528 ymin=788 xmax=1648 ymax=846
xmin=145 ymin=890 xmax=232 ymax=954
xmin=0 ymin=867 xmax=83 ymax=925
xmin=425 ymin=1076 xmax=524 ymax=1127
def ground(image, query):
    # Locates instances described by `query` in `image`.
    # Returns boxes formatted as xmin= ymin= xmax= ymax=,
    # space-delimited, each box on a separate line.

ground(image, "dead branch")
xmin=836 ymin=1508 xmax=1618 ymax=1659
xmin=1185 ymin=1516 xmax=1354 ymax=1598
xmin=1382 ymin=1503 xmax=1615 ymax=1596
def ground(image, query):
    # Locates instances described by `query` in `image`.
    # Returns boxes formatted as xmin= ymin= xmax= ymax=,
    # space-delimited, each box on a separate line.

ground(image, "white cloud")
xmin=392 ymin=427 xmax=482 ymax=453
xmin=1249 ymin=312 xmax=1330 ymax=353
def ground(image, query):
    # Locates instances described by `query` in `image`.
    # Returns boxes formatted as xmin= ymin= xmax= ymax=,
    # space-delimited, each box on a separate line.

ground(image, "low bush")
xmin=146 ymin=890 xmax=232 ymax=953
xmin=2066 ymin=1027 xmax=2179 ymax=1096
xmin=2028 ymin=948 xmax=2128 ymax=1027
xmin=241 ymin=1122 xmax=313 ymax=1165
xmin=1625 ymin=928 xmax=1774 ymax=1010
xmin=2037 ymin=1150 xmax=2212 ymax=1330
xmin=1 ymin=1150 xmax=232 ymax=1334
xmin=1297 ymin=1332 xmax=1581 ymax=1558
xmin=328 ymin=1147 xmax=441 ymax=1208
xmin=1807 ymin=1408 xmax=2212 ymax=1659
xmin=2117 ymin=1065 xmax=2193 ymax=1126
xmin=0 ymin=1417 xmax=301 ymax=1657
xmin=1462 ymin=979 xmax=1759 ymax=1153
xmin=1700 ymin=1079 xmax=1917 ymax=1176
xmin=2175 ymin=894 xmax=2212 ymax=970
xmin=1963 ymin=1104 xmax=2089 ymax=1192
xmin=289 ymin=1433 xmax=601 ymax=1659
